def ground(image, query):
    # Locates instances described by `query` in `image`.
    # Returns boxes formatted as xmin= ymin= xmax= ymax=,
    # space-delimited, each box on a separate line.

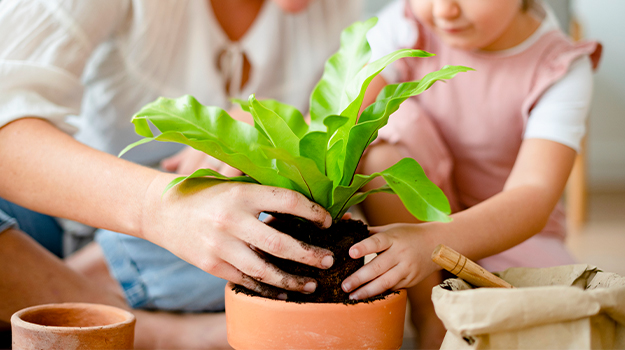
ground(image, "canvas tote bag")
xmin=432 ymin=264 xmax=625 ymax=349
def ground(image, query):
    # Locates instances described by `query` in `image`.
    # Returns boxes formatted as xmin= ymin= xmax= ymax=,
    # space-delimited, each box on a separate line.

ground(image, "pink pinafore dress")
xmin=378 ymin=3 xmax=602 ymax=271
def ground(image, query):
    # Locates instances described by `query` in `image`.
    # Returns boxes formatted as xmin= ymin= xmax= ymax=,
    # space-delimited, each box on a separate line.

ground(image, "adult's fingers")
xmin=202 ymin=257 xmax=289 ymax=299
xmin=220 ymin=238 xmax=319 ymax=294
xmin=248 ymin=186 xmax=332 ymax=229
xmin=242 ymin=216 xmax=334 ymax=270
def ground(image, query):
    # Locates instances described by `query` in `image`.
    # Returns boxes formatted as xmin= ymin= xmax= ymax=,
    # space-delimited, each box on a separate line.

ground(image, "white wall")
xmin=572 ymin=0 xmax=625 ymax=192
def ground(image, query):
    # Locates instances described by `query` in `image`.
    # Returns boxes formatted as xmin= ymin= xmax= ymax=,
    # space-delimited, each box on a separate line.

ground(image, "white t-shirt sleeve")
xmin=524 ymin=55 xmax=594 ymax=152
xmin=0 ymin=0 xmax=127 ymax=134
xmin=366 ymin=0 xmax=418 ymax=83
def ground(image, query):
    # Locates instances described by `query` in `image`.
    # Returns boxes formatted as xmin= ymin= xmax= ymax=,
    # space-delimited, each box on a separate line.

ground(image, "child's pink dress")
xmin=376 ymin=2 xmax=602 ymax=271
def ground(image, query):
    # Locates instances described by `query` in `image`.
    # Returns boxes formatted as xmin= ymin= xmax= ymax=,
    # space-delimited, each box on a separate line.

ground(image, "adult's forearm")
xmin=0 ymin=117 xmax=168 ymax=239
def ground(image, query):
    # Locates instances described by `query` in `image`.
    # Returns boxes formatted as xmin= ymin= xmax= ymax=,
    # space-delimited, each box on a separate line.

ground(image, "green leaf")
xmin=151 ymin=131 xmax=291 ymax=188
xmin=329 ymin=158 xmax=451 ymax=222
xmin=304 ymin=115 xmax=349 ymax=177
xmin=122 ymin=95 xmax=289 ymax=188
xmin=118 ymin=137 xmax=155 ymax=158
xmin=309 ymin=17 xmax=378 ymax=132
xmin=340 ymin=185 xmax=395 ymax=218
xmin=328 ymin=173 xmax=379 ymax=219
xmin=340 ymin=65 xmax=474 ymax=186
xmin=230 ymin=98 xmax=249 ymax=112
xmin=163 ymin=168 xmax=259 ymax=195
xmin=123 ymin=19 xmax=468 ymax=226
xmin=372 ymin=65 xmax=474 ymax=112
xmin=299 ymin=131 xmax=328 ymax=174
xmin=260 ymin=100 xmax=309 ymax=139
xmin=233 ymin=97 xmax=308 ymax=139
xmin=339 ymin=49 xmax=435 ymax=125
xmin=325 ymin=139 xmax=345 ymax=184
xmin=248 ymin=95 xmax=300 ymax=155
xmin=261 ymin=147 xmax=334 ymax=208
xmin=380 ymin=158 xmax=451 ymax=222
xmin=326 ymin=50 xmax=435 ymax=163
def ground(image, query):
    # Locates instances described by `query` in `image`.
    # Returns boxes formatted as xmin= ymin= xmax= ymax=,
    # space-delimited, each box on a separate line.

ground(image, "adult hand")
xmin=340 ymin=223 xmax=441 ymax=300
xmin=141 ymin=175 xmax=334 ymax=297
xmin=160 ymin=147 xmax=243 ymax=177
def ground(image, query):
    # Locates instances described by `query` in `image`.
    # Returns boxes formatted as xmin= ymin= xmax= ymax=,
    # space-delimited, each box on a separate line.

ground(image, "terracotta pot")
xmin=11 ymin=302 xmax=135 ymax=350
xmin=225 ymin=282 xmax=407 ymax=349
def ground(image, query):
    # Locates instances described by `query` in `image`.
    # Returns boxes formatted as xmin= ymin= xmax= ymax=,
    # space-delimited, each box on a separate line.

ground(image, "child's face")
xmin=271 ymin=0 xmax=313 ymax=13
xmin=410 ymin=0 xmax=525 ymax=51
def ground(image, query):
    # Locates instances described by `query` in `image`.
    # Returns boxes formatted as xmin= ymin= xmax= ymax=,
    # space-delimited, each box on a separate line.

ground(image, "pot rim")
xmin=11 ymin=302 xmax=135 ymax=333
xmin=225 ymin=281 xmax=406 ymax=308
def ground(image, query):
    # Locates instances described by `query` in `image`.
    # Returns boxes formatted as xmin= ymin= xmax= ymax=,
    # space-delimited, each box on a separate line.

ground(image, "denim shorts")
xmin=0 ymin=208 xmax=18 ymax=234
xmin=95 ymin=229 xmax=228 ymax=312
xmin=0 ymin=197 xmax=65 ymax=257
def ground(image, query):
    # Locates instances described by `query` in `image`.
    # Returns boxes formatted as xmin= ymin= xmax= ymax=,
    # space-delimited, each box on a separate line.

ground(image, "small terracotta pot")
xmin=225 ymin=282 xmax=407 ymax=349
xmin=11 ymin=302 xmax=135 ymax=350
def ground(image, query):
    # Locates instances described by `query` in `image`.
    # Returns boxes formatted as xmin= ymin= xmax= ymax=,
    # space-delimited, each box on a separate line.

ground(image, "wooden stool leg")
xmin=566 ymin=137 xmax=587 ymax=234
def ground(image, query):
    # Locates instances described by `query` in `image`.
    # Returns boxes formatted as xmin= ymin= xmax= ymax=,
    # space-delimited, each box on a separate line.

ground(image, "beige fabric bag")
xmin=432 ymin=264 xmax=625 ymax=349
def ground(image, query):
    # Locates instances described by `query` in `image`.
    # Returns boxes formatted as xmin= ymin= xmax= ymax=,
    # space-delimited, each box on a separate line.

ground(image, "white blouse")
xmin=366 ymin=0 xmax=594 ymax=152
xmin=0 ymin=0 xmax=362 ymax=165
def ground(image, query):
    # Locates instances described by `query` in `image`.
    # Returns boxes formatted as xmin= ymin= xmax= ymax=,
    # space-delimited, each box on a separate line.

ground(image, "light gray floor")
xmin=567 ymin=191 xmax=625 ymax=276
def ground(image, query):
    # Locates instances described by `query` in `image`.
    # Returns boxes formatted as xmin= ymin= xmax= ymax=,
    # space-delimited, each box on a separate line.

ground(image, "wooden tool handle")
xmin=431 ymin=244 xmax=514 ymax=288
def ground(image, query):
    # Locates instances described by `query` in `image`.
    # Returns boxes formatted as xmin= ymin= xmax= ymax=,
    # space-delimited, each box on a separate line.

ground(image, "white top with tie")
xmin=0 ymin=0 xmax=362 ymax=164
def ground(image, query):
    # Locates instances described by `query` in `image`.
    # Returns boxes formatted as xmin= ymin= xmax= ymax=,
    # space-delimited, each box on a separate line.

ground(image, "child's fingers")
xmin=160 ymin=152 xmax=182 ymax=172
xmin=366 ymin=225 xmax=386 ymax=234
xmin=341 ymin=254 xmax=397 ymax=294
xmin=348 ymin=265 xmax=405 ymax=300
xmin=349 ymin=233 xmax=392 ymax=259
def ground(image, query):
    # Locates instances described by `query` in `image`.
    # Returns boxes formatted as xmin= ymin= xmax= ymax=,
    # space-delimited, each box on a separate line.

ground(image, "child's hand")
xmin=341 ymin=223 xmax=440 ymax=300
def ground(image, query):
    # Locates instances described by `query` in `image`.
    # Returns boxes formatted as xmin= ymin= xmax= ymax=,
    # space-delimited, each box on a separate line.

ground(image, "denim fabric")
xmin=0 ymin=197 xmax=63 ymax=257
xmin=95 ymin=229 xmax=227 ymax=312
xmin=0 ymin=207 xmax=18 ymax=234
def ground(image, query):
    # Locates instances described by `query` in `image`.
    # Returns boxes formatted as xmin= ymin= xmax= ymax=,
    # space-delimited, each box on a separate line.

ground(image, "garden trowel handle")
xmin=431 ymin=244 xmax=514 ymax=288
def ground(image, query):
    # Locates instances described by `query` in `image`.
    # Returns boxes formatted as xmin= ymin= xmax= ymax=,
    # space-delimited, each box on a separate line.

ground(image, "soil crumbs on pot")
xmin=233 ymin=214 xmax=399 ymax=304
xmin=232 ymin=284 xmax=398 ymax=304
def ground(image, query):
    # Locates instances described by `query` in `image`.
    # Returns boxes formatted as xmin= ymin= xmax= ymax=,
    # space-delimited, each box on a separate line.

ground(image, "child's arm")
xmin=342 ymin=137 xmax=576 ymax=299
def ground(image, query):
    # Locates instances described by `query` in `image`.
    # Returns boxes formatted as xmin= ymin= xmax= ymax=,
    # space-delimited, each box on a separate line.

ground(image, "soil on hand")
xmin=234 ymin=214 xmax=395 ymax=303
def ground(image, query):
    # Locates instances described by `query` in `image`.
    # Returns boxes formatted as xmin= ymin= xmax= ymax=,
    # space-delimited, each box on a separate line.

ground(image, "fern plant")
xmin=121 ymin=17 xmax=471 ymax=225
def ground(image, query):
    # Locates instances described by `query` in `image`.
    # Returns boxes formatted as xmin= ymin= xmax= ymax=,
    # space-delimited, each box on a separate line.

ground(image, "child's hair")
xmin=522 ymin=0 xmax=534 ymax=12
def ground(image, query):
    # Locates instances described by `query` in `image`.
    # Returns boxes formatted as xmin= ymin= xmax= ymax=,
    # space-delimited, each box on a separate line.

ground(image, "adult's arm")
xmin=0 ymin=118 xmax=333 ymax=295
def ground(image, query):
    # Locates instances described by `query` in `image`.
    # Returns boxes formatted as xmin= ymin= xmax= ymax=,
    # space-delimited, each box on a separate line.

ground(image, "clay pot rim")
xmin=11 ymin=302 xmax=135 ymax=333
xmin=225 ymin=282 xmax=406 ymax=309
